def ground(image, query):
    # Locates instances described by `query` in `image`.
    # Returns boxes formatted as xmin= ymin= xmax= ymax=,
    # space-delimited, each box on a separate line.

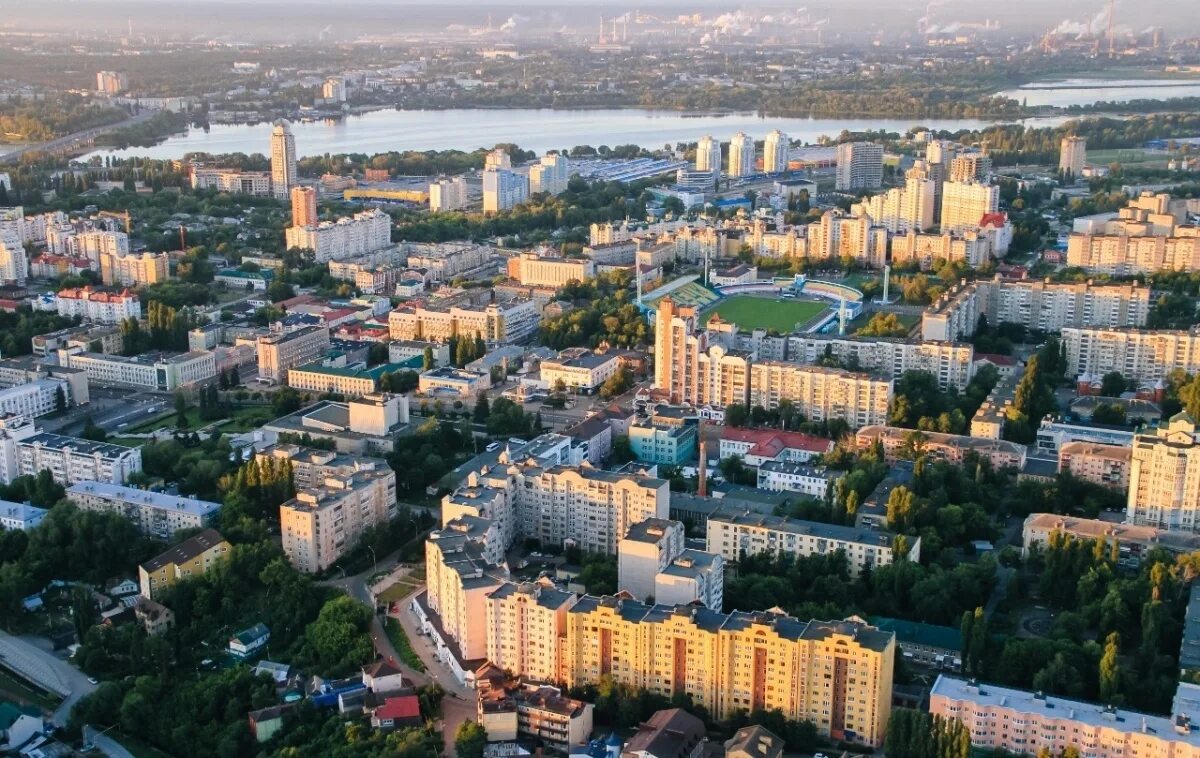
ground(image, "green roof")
xmin=870 ymin=616 xmax=962 ymax=652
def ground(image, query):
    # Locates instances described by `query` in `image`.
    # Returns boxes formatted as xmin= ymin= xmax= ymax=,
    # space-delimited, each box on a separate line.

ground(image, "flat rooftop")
xmin=67 ymin=481 xmax=221 ymax=518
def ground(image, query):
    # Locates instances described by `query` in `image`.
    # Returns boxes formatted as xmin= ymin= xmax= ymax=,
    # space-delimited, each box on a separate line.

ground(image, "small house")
xmin=229 ymin=623 xmax=270 ymax=659
xmin=369 ymin=694 xmax=421 ymax=730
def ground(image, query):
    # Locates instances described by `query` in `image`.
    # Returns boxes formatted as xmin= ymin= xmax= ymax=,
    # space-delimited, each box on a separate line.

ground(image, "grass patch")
xmin=0 ymin=668 xmax=62 ymax=712
xmin=376 ymin=580 xmax=422 ymax=604
xmin=707 ymin=295 xmax=827 ymax=333
xmin=124 ymin=405 xmax=273 ymax=435
xmin=1085 ymin=148 xmax=1167 ymax=167
xmin=385 ymin=616 xmax=426 ymax=672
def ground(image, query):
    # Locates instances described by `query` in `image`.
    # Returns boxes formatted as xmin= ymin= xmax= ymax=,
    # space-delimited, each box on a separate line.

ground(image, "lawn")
xmin=707 ymin=295 xmax=827 ymax=333
xmin=124 ymin=405 xmax=274 ymax=435
xmin=384 ymin=617 xmax=426 ymax=673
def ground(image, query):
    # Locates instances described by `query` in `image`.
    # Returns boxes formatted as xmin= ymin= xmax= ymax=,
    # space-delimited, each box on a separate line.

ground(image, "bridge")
xmin=0 ymin=109 xmax=159 ymax=165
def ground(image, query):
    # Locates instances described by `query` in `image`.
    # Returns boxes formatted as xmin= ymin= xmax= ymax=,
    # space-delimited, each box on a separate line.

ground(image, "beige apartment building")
xmin=564 ymin=596 xmax=895 ymax=747
xmin=279 ymin=468 xmax=396 ymax=573
xmin=138 ymin=528 xmax=231 ymax=599
xmin=485 ymin=581 xmax=577 ymax=684
xmin=1066 ymin=233 xmax=1200 ymax=275
xmin=748 ymin=362 xmax=891 ymax=428
xmin=939 ymin=181 xmax=998 ymax=234
xmin=257 ymin=326 xmax=331 ymax=383
xmin=1060 ymin=327 xmax=1200 ymax=385
xmin=1058 ymin=441 xmax=1131 ymax=491
xmin=425 ymin=518 xmax=508 ymax=661
xmin=99 ymin=251 xmax=169 ymax=287
xmin=506 ymin=253 xmax=595 ymax=288
xmin=388 ymin=299 xmax=539 ymax=344
xmin=255 ymin=443 xmax=389 ymax=489
xmin=1126 ymin=413 xmax=1200 ymax=531
xmin=787 ymin=335 xmax=974 ymax=391
xmin=855 ymin=425 xmax=1028 ymax=470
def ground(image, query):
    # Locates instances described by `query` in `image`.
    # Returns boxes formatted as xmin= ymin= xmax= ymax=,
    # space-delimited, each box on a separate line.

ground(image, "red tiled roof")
xmin=720 ymin=427 xmax=832 ymax=453
xmin=974 ymin=352 xmax=1018 ymax=366
xmin=375 ymin=695 xmax=420 ymax=721
xmin=978 ymin=212 xmax=1008 ymax=228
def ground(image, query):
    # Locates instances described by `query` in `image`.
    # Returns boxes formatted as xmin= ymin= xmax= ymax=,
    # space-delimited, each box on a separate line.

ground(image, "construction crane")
xmin=98 ymin=210 xmax=131 ymax=234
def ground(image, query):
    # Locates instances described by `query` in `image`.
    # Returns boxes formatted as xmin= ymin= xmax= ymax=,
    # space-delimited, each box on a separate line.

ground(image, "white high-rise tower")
xmin=728 ymin=132 xmax=755 ymax=178
xmin=764 ymin=130 xmax=789 ymax=174
xmin=696 ymin=136 xmax=721 ymax=173
xmin=270 ymin=120 xmax=297 ymax=199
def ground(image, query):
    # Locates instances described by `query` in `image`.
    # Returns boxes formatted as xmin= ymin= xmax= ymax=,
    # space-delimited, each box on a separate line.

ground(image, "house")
xmin=622 ymin=708 xmax=707 ymax=758
xmin=369 ymin=694 xmax=422 ymax=730
xmin=133 ymin=596 xmax=174 ymax=636
xmin=724 ymin=725 xmax=784 ymax=758
xmin=362 ymin=659 xmax=408 ymax=693
xmin=248 ymin=703 xmax=297 ymax=744
xmin=0 ymin=702 xmax=44 ymax=753
xmin=106 ymin=578 xmax=139 ymax=597
xmin=229 ymin=623 xmax=270 ymax=658
xmin=254 ymin=660 xmax=293 ymax=686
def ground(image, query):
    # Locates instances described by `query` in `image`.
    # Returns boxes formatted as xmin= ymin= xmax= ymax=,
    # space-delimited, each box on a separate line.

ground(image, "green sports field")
xmin=706 ymin=295 xmax=828 ymax=333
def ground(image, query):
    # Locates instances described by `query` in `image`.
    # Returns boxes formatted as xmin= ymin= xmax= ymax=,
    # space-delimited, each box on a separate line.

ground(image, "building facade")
xmin=67 ymin=481 xmax=218 ymax=538
xmin=280 ymin=468 xmax=397 ymax=573
xmin=1126 ymin=413 xmax=1200 ymax=531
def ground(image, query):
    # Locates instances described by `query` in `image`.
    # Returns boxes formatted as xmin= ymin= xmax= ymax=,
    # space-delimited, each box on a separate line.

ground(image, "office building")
xmin=506 ymin=253 xmax=594 ymax=288
xmin=257 ymin=325 xmax=331 ymax=383
xmin=787 ymin=335 xmax=974 ymax=391
xmin=485 ymin=582 xmax=577 ymax=684
xmin=263 ymin=393 xmax=409 ymax=455
xmin=0 ymin=378 xmax=71 ymax=420
xmin=538 ymin=349 xmax=619 ymax=393
xmin=728 ymin=132 xmax=755 ymax=178
xmin=529 ymin=152 xmax=570 ymax=195
xmin=58 ymin=349 xmax=215 ymax=392
xmin=708 ymin=509 xmax=918 ymax=576
xmin=856 ymin=424 xmax=1028 ymax=470
xmin=1126 ymin=413 xmax=1200 ymax=531
xmin=284 ymin=209 xmax=391 ymax=263
xmin=18 ymin=434 xmax=142 ymax=485
xmin=388 ymin=299 xmax=539 ymax=344
xmin=835 ymin=142 xmax=884 ymax=191
xmin=763 ymin=130 xmax=789 ymax=174
xmin=1058 ymin=441 xmax=1131 ymax=491
xmin=0 ymin=231 xmax=27 ymax=285
xmin=138 ymin=528 xmax=231 ymax=599
xmin=54 ymin=287 xmax=140 ymax=324
xmin=429 ymin=178 xmax=468 ymax=212
xmin=1061 ymin=327 xmax=1200 ymax=386
xmin=565 ymin=597 xmax=895 ymax=746
xmin=0 ymin=500 xmax=47 ymax=531
xmin=286 ymin=361 xmax=411 ymax=397
xmin=483 ymin=169 xmax=529 ymax=213
xmin=67 ymin=481 xmax=219 ymax=538
xmin=695 ymin=136 xmax=721 ymax=173
xmin=418 ymin=366 xmax=490 ymax=398
xmin=96 ymin=70 xmax=127 ymax=94
xmin=748 ymin=363 xmax=892 ymax=428
xmin=939 ymin=181 xmax=999 ymax=235
xmin=1059 ymin=135 xmax=1088 ymax=176
xmin=280 ymin=468 xmax=397 ymax=573
xmin=291 ymin=186 xmax=318 ymax=228
xmin=930 ymin=674 xmax=1200 ymax=758
xmin=270 ymin=120 xmax=297 ymax=198
xmin=923 ymin=278 xmax=1150 ymax=343
xmin=99 ymin=251 xmax=169 ymax=287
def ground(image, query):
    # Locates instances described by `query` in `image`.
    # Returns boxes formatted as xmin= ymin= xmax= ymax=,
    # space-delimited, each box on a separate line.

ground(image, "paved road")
xmin=0 ymin=109 xmax=158 ymax=164
xmin=83 ymin=725 xmax=135 ymax=758
xmin=0 ymin=631 xmax=96 ymax=726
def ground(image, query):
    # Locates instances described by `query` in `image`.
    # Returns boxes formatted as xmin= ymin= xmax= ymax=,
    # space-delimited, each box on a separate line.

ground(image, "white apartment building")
xmin=96 ymin=70 xmax=127 ymax=94
xmin=190 ymin=168 xmax=273 ymax=196
xmin=0 ymin=501 xmax=47 ymax=531
xmin=653 ymin=549 xmax=724 ymax=610
xmin=1126 ymin=413 xmax=1200 ymax=531
xmin=748 ymin=362 xmax=892 ymax=428
xmin=728 ymin=132 xmax=755 ymax=177
xmin=787 ymin=335 xmax=974 ymax=390
xmin=257 ymin=325 xmax=331 ymax=383
xmin=939 ymin=181 xmax=998 ymax=234
xmin=890 ymin=228 xmax=993 ymax=269
xmin=284 ymin=209 xmax=391 ymax=262
xmin=529 ymin=152 xmax=570 ymax=195
xmin=835 ymin=142 xmax=884 ymax=191
xmin=67 ymin=230 xmax=130 ymax=263
xmin=426 ymin=517 xmax=508 ymax=661
xmin=696 ymin=136 xmax=722 ymax=173
xmin=1061 ymin=327 xmax=1200 ymax=385
xmin=1059 ymin=135 xmax=1087 ymax=176
xmin=19 ymin=434 xmax=142 ymax=485
xmin=923 ymin=278 xmax=1150 ymax=343
xmin=322 ymin=76 xmax=347 ymax=102
xmin=0 ymin=416 xmax=37 ymax=486
xmin=1066 ymin=233 xmax=1200 ymax=275
xmin=405 ymin=241 xmax=492 ymax=281
xmin=483 ymin=168 xmax=530 ymax=213
xmin=59 ymin=349 xmax=216 ymax=391
xmin=99 ymin=251 xmax=169 ymax=287
xmin=617 ymin=518 xmax=686 ymax=603
xmin=280 ymin=468 xmax=397 ymax=572
xmin=429 ymin=177 xmax=468 ymax=212
xmin=270 ymin=120 xmax=297 ymax=198
xmin=756 ymin=461 xmax=839 ymax=498
xmin=763 ymin=130 xmax=789 ymax=174
xmin=0 ymin=230 xmax=27 ymax=284
xmin=67 ymin=481 xmax=220 ymax=538
xmin=486 ymin=582 xmax=577 ymax=684
xmin=854 ymin=177 xmax=936 ymax=233
xmin=804 ymin=211 xmax=888 ymax=267
xmin=54 ymin=287 xmax=141 ymax=324
xmin=707 ymin=510 xmax=918 ymax=577
xmin=485 ymin=149 xmax=512 ymax=170
xmin=256 ymin=443 xmax=390 ymax=490
xmin=0 ymin=379 xmax=72 ymax=419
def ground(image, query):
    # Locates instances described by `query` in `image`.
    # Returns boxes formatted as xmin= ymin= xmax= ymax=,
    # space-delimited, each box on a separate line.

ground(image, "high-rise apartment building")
xmin=529 ymin=153 xmax=570 ymax=195
xmin=290 ymin=186 xmax=318 ymax=228
xmin=763 ymin=130 xmax=789 ymax=174
xmin=786 ymin=335 xmax=975 ymax=391
xmin=948 ymin=151 xmax=992 ymax=183
xmin=1126 ymin=413 xmax=1200 ymax=531
xmin=321 ymin=76 xmax=347 ymax=102
xmin=835 ymin=142 xmax=884 ymax=191
xmin=854 ymin=177 xmax=936 ymax=233
xmin=1059 ymin=135 xmax=1088 ymax=176
xmin=484 ymin=149 xmax=512 ymax=171
xmin=728 ymin=132 xmax=755 ymax=177
xmin=939 ymin=181 xmax=999 ymax=234
xmin=20 ymin=436 xmax=142 ymax=486
xmin=1060 ymin=327 xmax=1200 ymax=385
xmin=54 ymin=287 xmax=141 ymax=324
xmin=564 ymin=597 xmax=895 ymax=746
xmin=270 ymin=120 xmax=297 ymax=199
xmin=95 ymin=71 xmax=127 ymax=94
xmin=696 ymin=136 xmax=722 ymax=173
xmin=429 ymin=177 xmax=468 ymax=212
xmin=388 ymin=299 xmax=540 ymax=344
xmin=485 ymin=582 xmax=577 ymax=684
xmin=749 ymin=363 xmax=892 ymax=427
xmin=99 ymin=251 xmax=168 ymax=287
xmin=284 ymin=209 xmax=391 ymax=262
xmin=1066 ymin=233 xmax=1200 ymax=275
xmin=280 ymin=468 xmax=397 ymax=572
xmin=0 ymin=231 xmax=28 ymax=285
xmin=483 ymin=169 xmax=529 ymax=213
xmin=654 ymin=298 xmax=705 ymax=404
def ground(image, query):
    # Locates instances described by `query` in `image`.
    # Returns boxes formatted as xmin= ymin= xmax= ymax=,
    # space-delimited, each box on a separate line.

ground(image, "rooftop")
xmin=869 ymin=616 xmax=963 ymax=652
xmin=67 ymin=481 xmax=221 ymax=518
xmin=710 ymin=509 xmax=897 ymax=548
xmin=624 ymin=518 xmax=679 ymax=544
xmin=139 ymin=528 xmax=227 ymax=573
xmin=22 ymin=433 xmax=138 ymax=459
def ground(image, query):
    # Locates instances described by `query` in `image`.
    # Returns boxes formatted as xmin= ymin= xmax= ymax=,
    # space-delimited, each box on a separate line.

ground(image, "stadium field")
xmin=706 ymin=295 xmax=827 ymax=333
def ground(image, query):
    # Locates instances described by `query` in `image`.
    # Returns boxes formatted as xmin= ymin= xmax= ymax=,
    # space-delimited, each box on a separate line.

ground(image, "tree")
xmin=455 ymin=720 xmax=487 ymax=758
xmin=174 ymin=390 xmax=189 ymax=428
xmin=1100 ymin=371 xmax=1126 ymax=398
xmin=1178 ymin=374 xmax=1200 ymax=420
xmin=599 ymin=367 xmax=633 ymax=400
xmin=473 ymin=391 xmax=490 ymax=423
xmin=1099 ymin=631 xmax=1122 ymax=703
xmin=54 ymin=386 xmax=67 ymax=413
xmin=725 ymin=403 xmax=749 ymax=428
xmin=1090 ymin=403 xmax=1126 ymax=425
xmin=423 ymin=346 xmax=435 ymax=370
xmin=611 ymin=435 xmax=635 ymax=464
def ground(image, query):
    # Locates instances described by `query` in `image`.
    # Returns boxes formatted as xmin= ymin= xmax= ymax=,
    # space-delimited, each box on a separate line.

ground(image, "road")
xmin=83 ymin=725 xmax=135 ymax=758
xmin=0 ymin=631 xmax=96 ymax=727
xmin=0 ymin=109 xmax=159 ymax=164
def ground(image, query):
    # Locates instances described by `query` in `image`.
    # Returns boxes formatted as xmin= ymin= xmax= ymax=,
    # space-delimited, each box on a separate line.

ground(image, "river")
xmin=82 ymin=109 xmax=1073 ymax=162
xmin=997 ymin=77 xmax=1200 ymax=108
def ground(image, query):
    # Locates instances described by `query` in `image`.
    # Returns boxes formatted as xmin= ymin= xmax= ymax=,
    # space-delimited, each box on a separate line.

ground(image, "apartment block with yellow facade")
xmin=563 ymin=596 xmax=895 ymax=747
xmin=485 ymin=581 xmax=577 ymax=684
xmin=279 ymin=468 xmax=396 ymax=573
xmin=425 ymin=518 xmax=509 ymax=662
xmin=138 ymin=528 xmax=231 ymax=599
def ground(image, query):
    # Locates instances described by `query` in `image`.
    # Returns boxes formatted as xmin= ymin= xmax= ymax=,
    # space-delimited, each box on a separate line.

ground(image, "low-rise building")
xmin=869 ymin=616 xmax=962 ymax=671
xmin=262 ymin=393 xmax=410 ymax=455
xmin=1022 ymin=513 xmax=1200 ymax=566
xmin=718 ymin=427 xmax=832 ymax=465
xmin=0 ymin=500 xmax=47 ymax=531
xmin=1036 ymin=417 xmax=1135 ymax=455
xmin=539 ymin=349 xmax=620 ymax=394
xmin=287 ymin=361 xmax=411 ymax=397
xmin=475 ymin=669 xmax=594 ymax=753
xmin=138 ymin=528 xmax=231 ymax=599
xmin=755 ymin=461 xmax=838 ymax=498
xmin=1058 ymin=441 xmax=1132 ymax=490
xmin=67 ymin=481 xmax=220 ymax=538
xmin=58 ymin=349 xmax=216 ymax=391
xmin=855 ymin=424 xmax=1027 ymax=470
xmin=229 ymin=623 xmax=270 ymax=659
xmin=419 ymin=366 xmax=490 ymax=398
xmin=628 ymin=414 xmax=698 ymax=466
